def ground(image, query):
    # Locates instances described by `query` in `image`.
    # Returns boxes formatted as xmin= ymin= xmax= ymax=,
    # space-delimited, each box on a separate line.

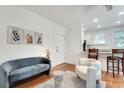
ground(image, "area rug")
xmin=36 ymin=71 xmax=106 ymax=88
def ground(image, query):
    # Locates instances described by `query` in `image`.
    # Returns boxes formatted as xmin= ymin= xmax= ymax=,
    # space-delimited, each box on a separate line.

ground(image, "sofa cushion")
xmin=9 ymin=64 xmax=49 ymax=82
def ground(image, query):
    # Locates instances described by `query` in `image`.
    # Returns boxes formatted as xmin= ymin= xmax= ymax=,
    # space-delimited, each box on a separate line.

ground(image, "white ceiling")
xmin=21 ymin=5 xmax=124 ymax=31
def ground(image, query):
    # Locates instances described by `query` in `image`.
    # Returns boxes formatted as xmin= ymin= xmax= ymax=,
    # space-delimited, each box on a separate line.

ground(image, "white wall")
xmin=0 ymin=6 xmax=66 ymax=67
xmin=66 ymin=23 xmax=82 ymax=64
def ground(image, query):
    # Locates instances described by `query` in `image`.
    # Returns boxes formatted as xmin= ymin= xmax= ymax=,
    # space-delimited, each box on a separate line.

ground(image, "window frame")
xmin=93 ymin=31 xmax=107 ymax=45
xmin=113 ymin=29 xmax=124 ymax=49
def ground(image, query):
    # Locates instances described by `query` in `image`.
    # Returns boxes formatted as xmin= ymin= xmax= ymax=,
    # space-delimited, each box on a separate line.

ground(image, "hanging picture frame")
xmin=23 ymin=29 xmax=35 ymax=45
xmin=35 ymin=32 xmax=43 ymax=45
xmin=7 ymin=26 xmax=23 ymax=44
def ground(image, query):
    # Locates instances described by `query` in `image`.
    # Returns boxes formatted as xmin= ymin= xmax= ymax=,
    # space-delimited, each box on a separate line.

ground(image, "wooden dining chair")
xmin=88 ymin=48 xmax=99 ymax=60
xmin=107 ymin=49 xmax=124 ymax=77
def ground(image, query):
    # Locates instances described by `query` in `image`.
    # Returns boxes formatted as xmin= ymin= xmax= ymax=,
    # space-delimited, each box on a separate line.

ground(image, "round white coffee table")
xmin=53 ymin=70 xmax=64 ymax=88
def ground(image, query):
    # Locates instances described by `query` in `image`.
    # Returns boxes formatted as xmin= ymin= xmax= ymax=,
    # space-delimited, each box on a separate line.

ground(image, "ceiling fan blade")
xmin=105 ymin=5 xmax=112 ymax=11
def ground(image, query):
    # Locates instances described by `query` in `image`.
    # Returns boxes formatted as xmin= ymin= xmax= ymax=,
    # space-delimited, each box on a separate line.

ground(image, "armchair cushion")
xmin=76 ymin=65 xmax=88 ymax=80
xmin=77 ymin=58 xmax=99 ymax=66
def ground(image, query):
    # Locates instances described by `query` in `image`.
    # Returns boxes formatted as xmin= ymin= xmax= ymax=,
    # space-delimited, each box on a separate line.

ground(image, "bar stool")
xmin=107 ymin=49 xmax=124 ymax=77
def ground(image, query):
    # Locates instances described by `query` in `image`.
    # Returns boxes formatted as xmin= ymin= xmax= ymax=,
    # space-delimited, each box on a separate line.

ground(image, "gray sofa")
xmin=0 ymin=57 xmax=51 ymax=88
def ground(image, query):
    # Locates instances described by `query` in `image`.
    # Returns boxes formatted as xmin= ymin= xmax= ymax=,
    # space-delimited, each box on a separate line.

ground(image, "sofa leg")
xmin=45 ymin=69 xmax=51 ymax=75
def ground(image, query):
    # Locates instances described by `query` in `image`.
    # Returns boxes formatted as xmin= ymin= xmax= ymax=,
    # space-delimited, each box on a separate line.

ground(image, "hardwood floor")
xmin=12 ymin=63 xmax=124 ymax=88
xmin=102 ymin=71 xmax=124 ymax=88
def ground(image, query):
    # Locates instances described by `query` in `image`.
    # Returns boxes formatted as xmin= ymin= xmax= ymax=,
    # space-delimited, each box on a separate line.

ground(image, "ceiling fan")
xmin=104 ymin=5 xmax=112 ymax=11
xmin=84 ymin=5 xmax=112 ymax=13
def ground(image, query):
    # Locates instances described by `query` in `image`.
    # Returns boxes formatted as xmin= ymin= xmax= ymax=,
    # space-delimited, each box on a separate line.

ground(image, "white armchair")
xmin=75 ymin=58 xmax=101 ymax=88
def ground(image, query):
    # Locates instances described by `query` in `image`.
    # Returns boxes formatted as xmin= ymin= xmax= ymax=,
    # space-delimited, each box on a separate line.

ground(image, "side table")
xmin=53 ymin=70 xmax=64 ymax=88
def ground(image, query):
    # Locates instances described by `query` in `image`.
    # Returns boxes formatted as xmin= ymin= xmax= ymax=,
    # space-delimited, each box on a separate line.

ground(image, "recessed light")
xmin=97 ymin=25 xmax=101 ymax=28
xmin=118 ymin=11 xmax=124 ymax=15
xmin=116 ymin=21 xmax=121 ymax=24
xmin=93 ymin=18 xmax=98 ymax=22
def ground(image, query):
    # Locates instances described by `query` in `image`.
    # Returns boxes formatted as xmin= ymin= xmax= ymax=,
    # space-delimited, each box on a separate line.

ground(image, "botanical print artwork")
xmin=35 ymin=32 xmax=43 ymax=45
xmin=7 ymin=26 xmax=43 ymax=46
xmin=7 ymin=26 xmax=23 ymax=44
xmin=24 ymin=29 xmax=35 ymax=44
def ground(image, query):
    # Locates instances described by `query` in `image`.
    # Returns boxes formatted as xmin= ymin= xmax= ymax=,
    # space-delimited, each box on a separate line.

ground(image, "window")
xmin=114 ymin=31 xmax=124 ymax=48
xmin=93 ymin=32 xmax=105 ymax=45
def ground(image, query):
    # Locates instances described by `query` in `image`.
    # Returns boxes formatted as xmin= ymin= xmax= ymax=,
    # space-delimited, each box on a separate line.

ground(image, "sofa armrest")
xmin=0 ymin=66 xmax=9 ymax=88
xmin=90 ymin=61 xmax=101 ymax=74
xmin=42 ymin=57 xmax=51 ymax=64
xmin=41 ymin=57 xmax=51 ymax=75
xmin=86 ymin=66 xmax=96 ymax=88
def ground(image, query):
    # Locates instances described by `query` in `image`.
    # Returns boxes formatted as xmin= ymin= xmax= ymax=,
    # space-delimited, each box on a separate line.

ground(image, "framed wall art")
xmin=7 ymin=26 xmax=23 ymax=44
xmin=23 ymin=29 xmax=35 ymax=45
xmin=35 ymin=32 xmax=43 ymax=45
